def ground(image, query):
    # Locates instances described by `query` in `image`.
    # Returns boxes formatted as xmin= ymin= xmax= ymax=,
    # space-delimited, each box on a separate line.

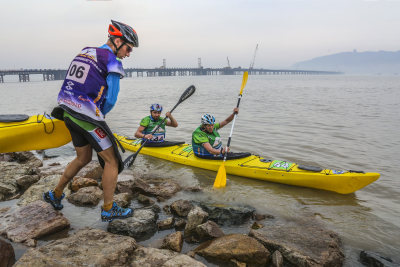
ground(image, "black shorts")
xmin=64 ymin=117 xmax=111 ymax=153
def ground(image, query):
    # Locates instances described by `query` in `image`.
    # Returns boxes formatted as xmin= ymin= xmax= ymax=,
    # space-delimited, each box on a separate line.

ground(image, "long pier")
xmin=0 ymin=67 xmax=341 ymax=83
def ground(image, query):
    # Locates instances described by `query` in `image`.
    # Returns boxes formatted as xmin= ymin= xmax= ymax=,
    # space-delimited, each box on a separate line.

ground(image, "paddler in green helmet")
xmin=134 ymin=103 xmax=178 ymax=144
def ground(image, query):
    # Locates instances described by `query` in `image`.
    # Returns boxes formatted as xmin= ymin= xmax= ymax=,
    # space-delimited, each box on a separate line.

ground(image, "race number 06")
xmin=67 ymin=61 xmax=90 ymax=84
xmin=69 ymin=65 xmax=85 ymax=79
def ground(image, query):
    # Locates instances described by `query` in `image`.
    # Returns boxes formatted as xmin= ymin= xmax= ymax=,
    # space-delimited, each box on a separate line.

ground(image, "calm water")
xmin=1 ymin=75 xmax=399 ymax=265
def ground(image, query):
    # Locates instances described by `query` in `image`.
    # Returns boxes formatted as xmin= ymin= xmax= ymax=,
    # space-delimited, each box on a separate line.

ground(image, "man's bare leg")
xmin=54 ymin=145 xmax=93 ymax=197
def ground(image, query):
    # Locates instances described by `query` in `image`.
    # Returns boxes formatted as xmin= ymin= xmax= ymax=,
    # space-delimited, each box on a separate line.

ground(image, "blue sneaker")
xmin=101 ymin=202 xmax=133 ymax=222
xmin=43 ymin=190 xmax=65 ymax=210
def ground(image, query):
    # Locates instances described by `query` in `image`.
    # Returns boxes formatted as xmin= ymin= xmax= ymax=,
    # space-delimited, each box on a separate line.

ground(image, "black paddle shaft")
xmin=123 ymin=85 xmax=196 ymax=168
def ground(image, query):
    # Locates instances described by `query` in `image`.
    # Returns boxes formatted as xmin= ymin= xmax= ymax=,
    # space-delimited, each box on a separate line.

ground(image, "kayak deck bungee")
xmin=115 ymin=134 xmax=380 ymax=194
xmin=0 ymin=113 xmax=71 ymax=153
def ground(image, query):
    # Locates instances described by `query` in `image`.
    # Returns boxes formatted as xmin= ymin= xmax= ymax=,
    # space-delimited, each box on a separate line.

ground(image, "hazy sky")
xmin=1 ymin=0 xmax=399 ymax=69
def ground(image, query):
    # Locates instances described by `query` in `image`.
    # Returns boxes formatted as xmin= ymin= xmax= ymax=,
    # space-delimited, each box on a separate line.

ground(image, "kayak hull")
xmin=0 ymin=114 xmax=71 ymax=153
xmin=115 ymin=134 xmax=380 ymax=194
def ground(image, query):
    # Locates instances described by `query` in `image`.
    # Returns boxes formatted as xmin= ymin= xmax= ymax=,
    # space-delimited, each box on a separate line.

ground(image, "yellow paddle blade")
xmin=239 ymin=71 xmax=249 ymax=95
xmin=213 ymin=162 xmax=227 ymax=188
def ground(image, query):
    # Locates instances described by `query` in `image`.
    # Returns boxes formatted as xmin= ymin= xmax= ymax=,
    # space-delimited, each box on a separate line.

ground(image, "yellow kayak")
xmin=0 ymin=114 xmax=71 ymax=153
xmin=115 ymin=134 xmax=380 ymax=194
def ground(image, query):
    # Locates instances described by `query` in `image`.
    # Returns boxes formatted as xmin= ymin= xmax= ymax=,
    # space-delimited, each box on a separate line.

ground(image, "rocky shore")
xmin=0 ymin=151 xmax=396 ymax=266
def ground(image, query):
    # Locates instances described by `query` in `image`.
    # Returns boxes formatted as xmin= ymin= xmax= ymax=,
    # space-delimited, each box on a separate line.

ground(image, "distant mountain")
xmin=292 ymin=50 xmax=400 ymax=74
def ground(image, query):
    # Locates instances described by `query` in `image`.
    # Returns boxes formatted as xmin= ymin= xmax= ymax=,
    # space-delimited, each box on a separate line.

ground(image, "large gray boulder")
xmin=14 ymin=228 xmax=137 ymax=266
xmin=194 ymin=234 xmax=270 ymax=267
xmin=108 ymin=207 xmax=158 ymax=240
xmin=199 ymin=203 xmax=255 ymax=226
xmin=249 ymin=216 xmax=345 ymax=267
xmin=0 ymin=200 xmax=69 ymax=245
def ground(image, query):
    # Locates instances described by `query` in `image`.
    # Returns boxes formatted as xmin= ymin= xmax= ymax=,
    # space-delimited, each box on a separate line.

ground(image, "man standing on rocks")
xmin=43 ymin=20 xmax=138 ymax=222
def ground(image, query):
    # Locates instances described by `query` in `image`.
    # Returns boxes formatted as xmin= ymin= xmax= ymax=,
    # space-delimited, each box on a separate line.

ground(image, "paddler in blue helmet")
xmin=44 ymin=20 xmax=138 ymax=222
xmin=192 ymin=108 xmax=250 ymax=159
xmin=134 ymin=103 xmax=178 ymax=143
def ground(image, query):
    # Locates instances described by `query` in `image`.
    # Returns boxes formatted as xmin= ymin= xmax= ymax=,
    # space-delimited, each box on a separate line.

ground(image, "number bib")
xmin=66 ymin=61 xmax=90 ymax=84
xmin=57 ymin=46 xmax=124 ymax=121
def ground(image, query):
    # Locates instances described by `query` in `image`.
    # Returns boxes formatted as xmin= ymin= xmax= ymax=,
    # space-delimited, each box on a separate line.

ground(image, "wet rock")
xmin=76 ymin=160 xmax=103 ymax=180
xmin=272 ymin=250 xmax=284 ymax=267
xmin=114 ymin=192 xmax=133 ymax=208
xmin=195 ymin=220 xmax=224 ymax=242
xmin=49 ymin=162 xmax=61 ymax=166
xmin=158 ymin=217 xmax=175 ymax=230
xmin=184 ymin=185 xmax=202 ymax=192
xmin=0 ymin=238 xmax=15 ymax=267
xmin=15 ymin=174 xmax=40 ymax=190
xmin=199 ymin=203 xmax=255 ymax=226
xmin=170 ymin=199 xmax=193 ymax=217
xmin=38 ymin=164 xmax=65 ymax=177
xmin=175 ymin=218 xmax=186 ymax=230
xmin=0 ymin=159 xmax=41 ymax=200
xmin=70 ymin=176 xmax=98 ymax=192
xmin=124 ymin=177 xmax=182 ymax=200
xmin=194 ymin=234 xmax=269 ymax=267
xmin=138 ymin=193 xmax=155 ymax=205
xmin=145 ymin=178 xmax=182 ymax=199
xmin=0 ymin=153 xmax=12 ymax=162
xmin=108 ymin=207 xmax=158 ymax=240
xmin=0 ymin=200 xmax=69 ymax=244
xmin=184 ymin=206 xmax=208 ymax=240
xmin=360 ymin=250 xmax=397 ymax=267
xmin=251 ymin=221 xmax=264 ymax=229
xmin=0 ymin=152 xmax=42 ymax=167
xmin=67 ymin=186 xmax=103 ymax=206
xmin=163 ymin=204 xmax=171 ymax=214
xmin=161 ymin=231 xmax=183 ymax=252
xmin=147 ymin=203 xmax=162 ymax=214
xmin=253 ymin=213 xmax=274 ymax=221
xmin=249 ymin=216 xmax=344 ymax=267
xmin=116 ymin=179 xmax=136 ymax=196
xmin=24 ymin=238 xmax=37 ymax=247
xmin=14 ymin=228 xmax=137 ymax=266
xmin=129 ymin=246 xmax=206 ymax=267
xmin=17 ymin=174 xmax=71 ymax=206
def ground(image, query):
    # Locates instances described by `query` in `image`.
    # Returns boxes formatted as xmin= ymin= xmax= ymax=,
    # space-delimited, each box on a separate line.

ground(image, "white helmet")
xmin=201 ymin=114 xmax=215 ymax=125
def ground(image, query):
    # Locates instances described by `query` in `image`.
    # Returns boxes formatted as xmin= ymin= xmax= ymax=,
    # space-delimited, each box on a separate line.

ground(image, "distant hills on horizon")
xmin=292 ymin=50 xmax=400 ymax=74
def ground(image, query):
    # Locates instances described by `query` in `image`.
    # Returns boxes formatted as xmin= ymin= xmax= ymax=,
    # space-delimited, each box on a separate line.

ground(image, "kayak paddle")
xmin=123 ymin=85 xmax=196 ymax=168
xmin=213 ymin=71 xmax=248 ymax=188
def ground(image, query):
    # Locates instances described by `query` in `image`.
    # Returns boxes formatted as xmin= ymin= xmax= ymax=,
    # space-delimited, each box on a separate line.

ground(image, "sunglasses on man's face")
xmin=125 ymin=43 xmax=133 ymax=53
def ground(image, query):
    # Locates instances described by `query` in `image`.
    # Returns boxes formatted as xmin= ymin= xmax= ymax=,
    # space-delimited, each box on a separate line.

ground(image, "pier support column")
xmin=19 ymin=73 xmax=30 ymax=82
xmin=0 ymin=74 xmax=3 ymax=83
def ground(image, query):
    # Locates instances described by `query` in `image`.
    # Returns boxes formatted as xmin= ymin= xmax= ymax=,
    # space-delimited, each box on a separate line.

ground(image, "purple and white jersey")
xmin=57 ymin=47 xmax=125 ymax=121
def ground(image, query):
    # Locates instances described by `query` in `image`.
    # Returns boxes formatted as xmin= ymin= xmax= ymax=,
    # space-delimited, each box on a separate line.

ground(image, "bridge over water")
xmin=0 ymin=67 xmax=341 ymax=83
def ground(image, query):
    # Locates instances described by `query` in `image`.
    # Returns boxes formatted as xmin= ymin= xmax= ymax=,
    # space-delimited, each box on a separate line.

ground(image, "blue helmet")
xmin=201 ymin=114 xmax=215 ymax=125
xmin=150 ymin=103 xmax=163 ymax=112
